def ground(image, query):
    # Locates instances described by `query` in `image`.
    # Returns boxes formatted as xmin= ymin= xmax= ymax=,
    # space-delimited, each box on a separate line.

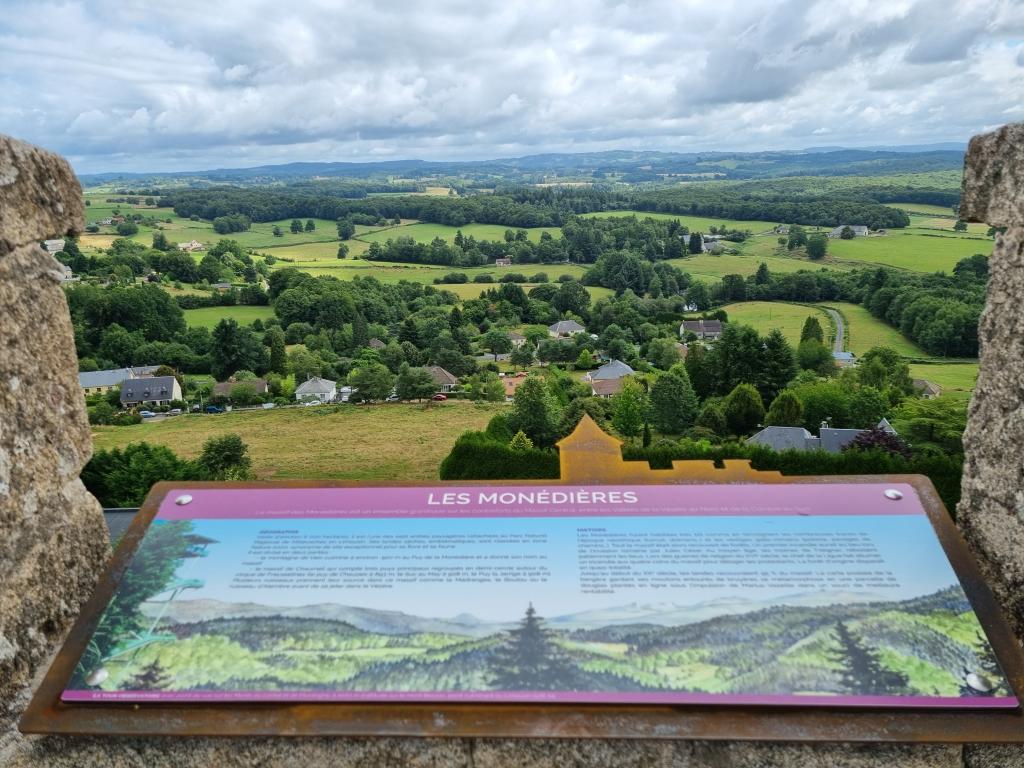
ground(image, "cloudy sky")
xmin=1 ymin=0 xmax=1022 ymax=174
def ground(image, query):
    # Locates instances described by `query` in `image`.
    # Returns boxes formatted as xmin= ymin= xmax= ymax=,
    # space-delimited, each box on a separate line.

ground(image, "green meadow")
xmin=580 ymin=209 xmax=780 ymax=233
xmin=720 ymin=302 xmax=832 ymax=347
xmin=907 ymin=363 xmax=979 ymax=400
xmin=183 ymin=305 xmax=276 ymax=329
xmin=358 ymin=222 xmax=561 ymax=245
xmin=817 ymin=302 xmax=928 ymax=358
xmin=826 ymin=232 xmax=991 ymax=273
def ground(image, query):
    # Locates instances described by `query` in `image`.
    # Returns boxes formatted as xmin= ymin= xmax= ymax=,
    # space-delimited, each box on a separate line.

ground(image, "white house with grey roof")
xmin=78 ymin=366 xmax=160 ymax=396
xmin=548 ymin=319 xmax=586 ymax=338
xmin=120 ymin=376 xmax=182 ymax=407
xmin=747 ymin=419 xmax=897 ymax=454
xmin=295 ymin=376 xmax=337 ymax=403
xmin=586 ymin=359 xmax=635 ymax=381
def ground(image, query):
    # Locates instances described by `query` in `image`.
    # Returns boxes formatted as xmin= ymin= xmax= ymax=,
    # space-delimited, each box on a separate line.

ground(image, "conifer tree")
xmin=758 ymin=329 xmax=797 ymax=403
xmin=724 ymin=383 xmax=765 ymax=435
xmin=829 ymin=621 xmax=909 ymax=695
xmin=489 ymin=604 xmax=580 ymax=691
xmin=765 ymin=390 xmax=803 ymax=427
xmin=800 ymin=316 xmax=825 ymax=344
xmin=650 ymin=368 xmax=699 ymax=434
xmin=128 ymin=660 xmax=170 ymax=691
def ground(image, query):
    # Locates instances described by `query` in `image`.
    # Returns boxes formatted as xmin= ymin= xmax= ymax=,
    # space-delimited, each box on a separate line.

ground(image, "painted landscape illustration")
xmin=68 ymin=519 xmax=1012 ymax=703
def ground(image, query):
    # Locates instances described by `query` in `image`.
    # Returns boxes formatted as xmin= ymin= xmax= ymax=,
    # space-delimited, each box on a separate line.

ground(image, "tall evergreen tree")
xmin=829 ymin=621 xmax=909 ymax=695
xmin=754 ymin=262 xmax=770 ymax=284
xmin=351 ymin=312 xmax=369 ymax=349
xmin=265 ymin=327 xmax=287 ymax=374
xmin=650 ymin=367 xmax=699 ymax=434
xmin=758 ymin=329 xmax=797 ymax=403
xmin=684 ymin=344 xmax=716 ymax=399
xmin=800 ymin=316 xmax=825 ymax=344
xmin=489 ymin=604 xmax=581 ymax=691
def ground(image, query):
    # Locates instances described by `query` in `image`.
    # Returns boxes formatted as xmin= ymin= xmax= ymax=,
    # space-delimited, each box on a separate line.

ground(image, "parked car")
xmin=191 ymin=403 xmax=201 ymax=412
xmin=432 ymin=394 xmax=447 ymax=401
xmin=385 ymin=395 xmax=400 ymax=402
xmin=205 ymin=405 xmax=225 ymax=414
xmin=169 ymin=408 xmax=183 ymax=415
xmin=139 ymin=410 xmax=156 ymax=418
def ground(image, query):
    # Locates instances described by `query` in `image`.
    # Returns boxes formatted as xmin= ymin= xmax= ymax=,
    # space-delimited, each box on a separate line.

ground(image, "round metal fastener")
xmin=884 ymin=489 xmax=903 ymax=500
xmin=175 ymin=494 xmax=193 ymax=506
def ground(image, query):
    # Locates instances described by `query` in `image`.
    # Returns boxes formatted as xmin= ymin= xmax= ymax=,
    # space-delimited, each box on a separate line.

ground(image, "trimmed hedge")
xmin=438 ymin=431 xmax=962 ymax=512
xmin=439 ymin=431 xmax=559 ymax=480
xmin=621 ymin=441 xmax=963 ymax=512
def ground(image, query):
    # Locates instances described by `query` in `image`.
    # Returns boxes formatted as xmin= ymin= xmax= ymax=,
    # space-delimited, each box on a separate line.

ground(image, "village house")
xmin=548 ymin=319 xmax=586 ymax=338
xmin=295 ymin=376 xmax=337 ymax=403
xmin=428 ymin=365 xmax=459 ymax=393
xmin=913 ymin=378 xmax=943 ymax=399
xmin=78 ymin=365 xmax=160 ymax=396
xmin=96 ymin=217 xmax=113 ymax=226
xmin=111 ymin=215 xmax=126 ymax=224
xmin=119 ymin=375 xmax=182 ymax=407
xmin=177 ymin=239 xmax=206 ymax=252
xmin=494 ymin=256 xmax=512 ymax=267
xmin=583 ymin=359 xmax=635 ymax=397
xmin=508 ymin=331 xmax=527 ymax=348
xmin=212 ymin=378 xmax=269 ymax=400
xmin=502 ymin=372 xmax=527 ymax=401
xmin=773 ymin=224 xmax=790 ymax=234
xmin=674 ymin=341 xmax=689 ymax=360
xmin=211 ymin=282 xmax=232 ymax=292
xmin=42 ymin=239 xmax=65 ymax=253
xmin=58 ymin=263 xmax=77 ymax=283
xmin=367 ymin=338 xmax=386 ymax=350
xmin=828 ymin=225 xmax=870 ymax=238
xmin=746 ymin=419 xmax=897 ymax=454
xmin=679 ymin=318 xmax=723 ymax=340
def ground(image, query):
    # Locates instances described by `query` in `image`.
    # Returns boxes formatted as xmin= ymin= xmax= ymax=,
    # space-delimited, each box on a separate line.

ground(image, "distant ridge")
xmin=80 ymin=145 xmax=966 ymax=186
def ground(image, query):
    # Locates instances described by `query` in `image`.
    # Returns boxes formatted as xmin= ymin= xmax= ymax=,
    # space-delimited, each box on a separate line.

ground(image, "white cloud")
xmin=0 ymin=0 xmax=1021 ymax=172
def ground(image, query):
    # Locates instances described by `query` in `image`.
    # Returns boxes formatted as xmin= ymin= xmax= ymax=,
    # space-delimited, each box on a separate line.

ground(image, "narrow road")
xmin=823 ymin=307 xmax=845 ymax=352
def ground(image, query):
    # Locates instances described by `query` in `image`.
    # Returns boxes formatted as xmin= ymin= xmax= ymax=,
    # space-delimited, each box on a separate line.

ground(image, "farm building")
xmin=913 ymin=379 xmax=943 ymax=399
xmin=177 ymin=239 xmax=206 ymax=252
xmin=212 ymin=378 xmax=269 ymax=399
xmin=42 ymin=239 xmax=65 ymax=253
xmin=367 ymin=338 xmax=386 ymax=350
xmin=494 ymin=257 xmax=512 ymax=266
xmin=78 ymin=365 xmax=160 ymax=395
xmin=679 ymin=319 xmax=723 ymax=340
xmin=509 ymin=331 xmax=527 ymax=348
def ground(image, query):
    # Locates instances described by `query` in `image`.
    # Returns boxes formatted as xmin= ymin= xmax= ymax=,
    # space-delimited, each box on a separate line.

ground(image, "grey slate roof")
xmin=368 ymin=338 xmax=386 ymax=349
xmin=747 ymin=419 xmax=897 ymax=454
xmin=120 ymin=376 xmax=177 ymax=403
xmin=833 ymin=351 xmax=856 ymax=362
xmin=295 ymin=376 xmax=336 ymax=395
xmin=549 ymin=319 xmax=585 ymax=334
xmin=78 ymin=366 xmax=159 ymax=389
xmin=588 ymin=360 xmax=635 ymax=381
xmin=747 ymin=427 xmax=816 ymax=452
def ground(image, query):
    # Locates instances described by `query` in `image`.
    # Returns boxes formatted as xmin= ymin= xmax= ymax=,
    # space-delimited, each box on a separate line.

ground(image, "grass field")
xmin=885 ymin=202 xmax=957 ymax=216
xmin=358 ymin=222 xmax=561 ymax=245
xmin=817 ymin=302 xmax=928 ymax=357
xmin=183 ymin=305 xmax=276 ymax=328
xmin=92 ymin=402 xmax=507 ymax=481
xmin=666 ymin=253 xmax=849 ymax=283
xmin=907 ymin=363 xmax=979 ymax=400
xmin=826 ymin=232 xmax=991 ymax=273
xmin=720 ymin=302 xmax=832 ymax=347
xmin=580 ymin=210 xmax=780 ymax=233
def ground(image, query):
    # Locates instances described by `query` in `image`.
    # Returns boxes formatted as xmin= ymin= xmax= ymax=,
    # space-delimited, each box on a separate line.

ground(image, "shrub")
xmin=439 ymin=432 xmax=559 ymax=480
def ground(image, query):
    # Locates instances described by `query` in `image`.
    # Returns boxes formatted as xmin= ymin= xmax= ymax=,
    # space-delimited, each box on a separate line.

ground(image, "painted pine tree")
xmin=489 ymin=604 xmax=581 ymax=691
xmin=128 ymin=660 xmax=170 ymax=691
xmin=829 ymin=621 xmax=909 ymax=696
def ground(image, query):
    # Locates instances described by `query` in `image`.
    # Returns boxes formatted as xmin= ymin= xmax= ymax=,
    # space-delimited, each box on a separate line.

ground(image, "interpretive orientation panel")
xmin=63 ymin=483 xmax=1017 ymax=708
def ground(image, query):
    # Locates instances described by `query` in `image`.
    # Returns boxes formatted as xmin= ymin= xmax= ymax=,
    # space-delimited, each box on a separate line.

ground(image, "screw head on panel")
xmin=884 ymin=489 xmax=903 ymax=501
xmin=175 ymin=494 xmax=193 ymax=506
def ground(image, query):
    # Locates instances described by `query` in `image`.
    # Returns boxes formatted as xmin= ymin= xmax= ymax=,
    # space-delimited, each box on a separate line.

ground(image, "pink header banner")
xmin=157 ymin=482 xmax=924 ymax=521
